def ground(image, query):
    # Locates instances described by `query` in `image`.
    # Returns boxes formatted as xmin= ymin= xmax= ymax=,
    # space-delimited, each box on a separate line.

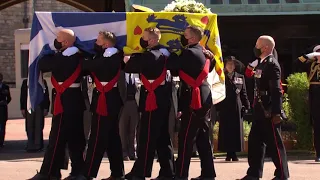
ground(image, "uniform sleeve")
xmin=167 ymin=52 xmax=180 ymax=76
xmin=82 ymin=56 xmax=102 ymax=72
xmin=269 ymin=62 xmax=282 ymax=115
xmin=124 ymin=53 xmax=144 ymax=73
xmin=43 ymin=80 xmax=50 ymax=110
xmin=296 ymin=54 xmax=312 ymax=73
xmin=5 ymin=85 xmax=11 ymax=104
xmin=38 ymin=54 xmax=58 ymax=72
xmin=20 ymin=80 xmax=27 ymax=110
xmin=240 ymin=76 xmax=250 ymax=109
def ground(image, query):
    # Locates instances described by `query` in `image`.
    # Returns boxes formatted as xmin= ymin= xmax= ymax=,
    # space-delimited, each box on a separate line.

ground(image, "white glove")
xmin=103 ymin=47 xmax=119 ymax=57
xmin=306 ymin=52 xmax=320 ymax=59
xmin=62 ymin=47 xmax=79 ymax=56
xmin=159 ymin=48 xmax=170 ymax=57
xmin=249 ymin=59 xmax=259 ymax=68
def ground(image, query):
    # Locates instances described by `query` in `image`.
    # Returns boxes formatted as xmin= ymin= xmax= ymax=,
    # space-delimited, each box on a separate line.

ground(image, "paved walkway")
xmin=0 ymin=119 xmax=319 ymax=180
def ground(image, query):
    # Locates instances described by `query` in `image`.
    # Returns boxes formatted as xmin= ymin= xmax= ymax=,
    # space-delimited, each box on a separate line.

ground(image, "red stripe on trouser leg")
xmin=143 ymin=112 xmax=152 ymax=176
xmin=88 ymin=115 xmax=101 ymax=176
xmin=48 ymin=114 xmax=63 ymax=174
xmin=271 ymin=122 xmax=284 ymax=179
xmin=180 ymin=112 xmax=193 ymax=177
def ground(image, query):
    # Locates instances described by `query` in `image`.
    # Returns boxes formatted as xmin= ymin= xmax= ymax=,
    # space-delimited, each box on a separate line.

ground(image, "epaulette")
xmin=298 ymin=55 xmax=308 ymax=63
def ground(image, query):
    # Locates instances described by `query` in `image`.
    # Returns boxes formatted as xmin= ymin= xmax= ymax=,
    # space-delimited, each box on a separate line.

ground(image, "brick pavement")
xmin=0 ymin=119 xmax=319 ymax=180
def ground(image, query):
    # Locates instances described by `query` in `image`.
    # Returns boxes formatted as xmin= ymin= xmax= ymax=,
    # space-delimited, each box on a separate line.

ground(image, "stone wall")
xmin=0 ymin=0 xmax=82 ymax=84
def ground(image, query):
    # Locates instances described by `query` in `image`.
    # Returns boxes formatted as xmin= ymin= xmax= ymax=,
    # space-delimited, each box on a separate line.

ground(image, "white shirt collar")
xmin=260 ymin=54 xmax=272 ymax=63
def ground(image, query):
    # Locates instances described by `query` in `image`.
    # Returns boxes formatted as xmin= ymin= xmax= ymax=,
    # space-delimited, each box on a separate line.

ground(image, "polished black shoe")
xmin=151 ymin=177 xmax=174 ymax=180
xmin=27 ymin=172 xmax=60 ymax=180
xmin=191 ymin=151 xmax=199 ymax=157
xmin=232 ymin=157 xmax=239 ymax=161
xmin=315 ymin=157 xmax=320 ymax=162
xmin=74 ymin=175 xmax=92 ymax=180
xmin=225 ymin=157 xmax=231 ymax=161
xmin=190 ymin=176 xmax=215 ymax=180
xmin=63 ymin=175 xmax=77 ymax=180
xmin=102 ymin=176 xmax=125 ymax=180
xmin=123 ymin=156 xmax=130 ymax=161
xmin=236 ymin=175 xmax=259 ymax=180
xmin=129 ymin=155 xmax=137 ymax=160
xmin=271 ymin=177 xmax=289 ymax=180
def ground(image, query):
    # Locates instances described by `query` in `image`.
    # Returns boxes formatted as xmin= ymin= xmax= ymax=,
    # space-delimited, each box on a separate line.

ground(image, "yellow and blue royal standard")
xmin=28 ymin=12 xmax=225 ymax=111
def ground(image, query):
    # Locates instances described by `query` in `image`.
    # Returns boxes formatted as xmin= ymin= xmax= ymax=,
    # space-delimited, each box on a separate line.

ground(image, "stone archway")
xmin=0 ymin=0 xmax=125 ymax=12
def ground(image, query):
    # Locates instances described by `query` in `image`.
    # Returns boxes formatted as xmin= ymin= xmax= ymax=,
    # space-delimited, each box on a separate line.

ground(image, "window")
xmin=302 ymin=0 xmax=319 ymax=2
xmin=267 ymin=0 xmax=280 ymax=3
xmin=248 ymin=0 xmax=260 ymax=4
xmin=210 ymin=0 xmax=223 ymax=4
xmin=20 ymin=44 xmax=29 ymax=79
xmin=229 ymin=0 xmax=242 ymax=4
xmin=285 ymin=0 xmax=300 ymax=3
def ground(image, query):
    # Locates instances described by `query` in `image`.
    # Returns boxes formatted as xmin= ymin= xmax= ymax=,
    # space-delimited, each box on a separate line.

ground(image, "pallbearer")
xmin=28 ymin=29 xmax=86 ymax=180
xmin=124 ymin=27 xmax=175 ymax=180
xmin=169 ymin=25 xmax=216 ymax=180
xmin=76 ymin=31 xmax=125 ymax=180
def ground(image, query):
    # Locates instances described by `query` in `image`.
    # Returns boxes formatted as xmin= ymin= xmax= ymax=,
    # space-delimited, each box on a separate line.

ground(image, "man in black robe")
xmin=0 ymin=73 xmax=11 ymax=148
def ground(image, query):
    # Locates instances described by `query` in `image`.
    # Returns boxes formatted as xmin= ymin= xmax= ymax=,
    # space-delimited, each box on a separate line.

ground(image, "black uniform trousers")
xmin=247 ymin=107 xmax=289 ymax=179
xmin=0 ymin=105 xmax=8 ymax=146
xmin=82 ymin=112 xmax=124 ymax=178
xmin=82 ymin=87 xmax=124 ymax=178
xmin=175 ymin=105 xmax=216 ymax=179
xmin=40 ymin=112 xmax=86 ymax=177
xmin=26 ymin=106 xmax=45 ymax=150
xmin=309 ymin=88 xmax=320 ymax=157
xmin=131 ymin=85 xmax=175 ymax=178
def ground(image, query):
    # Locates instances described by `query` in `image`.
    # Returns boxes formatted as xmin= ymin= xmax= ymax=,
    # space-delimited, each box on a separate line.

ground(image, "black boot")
xmin=27 ymin=172 xmax=60 ymax=180
xmin=236 ymin=175 xmax=259 ymax=180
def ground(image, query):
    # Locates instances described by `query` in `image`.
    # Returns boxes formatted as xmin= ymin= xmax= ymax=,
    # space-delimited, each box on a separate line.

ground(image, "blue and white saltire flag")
xmin=27 ymin=12 xmax=127 ymax=111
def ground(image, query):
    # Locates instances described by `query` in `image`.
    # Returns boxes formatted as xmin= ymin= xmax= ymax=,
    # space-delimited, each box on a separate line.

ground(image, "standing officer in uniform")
xmin=20 ymin=78 xmax=50 ymax=152
xmin=168 ymin=25 xmax=216 ymax=180
xmin=0 ymin=73 xmax=11 ymax=148
xmin=76 ymin=31 xmax=124 ymax=180
xmin=296 ymin=45 xmax=320 ymax=162
xmin=238 ymin=35 xmax=289 ymax=180
xmin=28 ymin=29 xmax=86 ymax=180
xmin=118 ymin=71 xmax=140 ymax=161
xmin=216 ymin=56 xmax=250 ymax=161
xmin=124 ymin=27 xmax=175 ymax=180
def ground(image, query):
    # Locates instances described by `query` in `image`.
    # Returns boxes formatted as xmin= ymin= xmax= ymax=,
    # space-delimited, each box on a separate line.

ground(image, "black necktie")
xmin=129 ymin=73 xmax=132 ymax=85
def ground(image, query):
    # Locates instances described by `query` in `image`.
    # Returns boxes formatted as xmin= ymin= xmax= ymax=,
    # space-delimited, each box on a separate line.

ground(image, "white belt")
xmin=100 ymin=82 xmax=117 ymax=87
xmin=58 ymin=82 xmax=80 ymax=88
xmin=141 ymin=80 xmax=165 ymax=86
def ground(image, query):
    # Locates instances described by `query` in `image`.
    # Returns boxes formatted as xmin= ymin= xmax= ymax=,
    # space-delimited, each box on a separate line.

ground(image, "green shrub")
xmin=162 ymin=0 xmax=212 ymax=13
xmin=286 ymin=73 xmax=313 ymax=150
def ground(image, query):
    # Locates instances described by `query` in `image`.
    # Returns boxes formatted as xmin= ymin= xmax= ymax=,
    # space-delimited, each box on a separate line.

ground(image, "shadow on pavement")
xmin=0 ymin=139 xmax=48 ymax=161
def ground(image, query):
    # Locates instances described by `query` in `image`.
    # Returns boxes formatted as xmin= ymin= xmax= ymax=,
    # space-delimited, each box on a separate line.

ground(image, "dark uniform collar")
xmin=186 ymin=43 xmax=201 ymax=49
xmin=147 ymin=45 xmax=161 ymax=51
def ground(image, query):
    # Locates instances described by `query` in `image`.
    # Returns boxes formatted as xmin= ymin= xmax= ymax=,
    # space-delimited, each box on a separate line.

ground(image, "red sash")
xmin=179 ymin=59 xmax=210 ymax=110
xmin=91 ymin=69 xmax=120 ymax=116
xmin=140 ymin=67 xmax=167 ymax=112
xmin=51 ymin=63 xmax=82 ymax=115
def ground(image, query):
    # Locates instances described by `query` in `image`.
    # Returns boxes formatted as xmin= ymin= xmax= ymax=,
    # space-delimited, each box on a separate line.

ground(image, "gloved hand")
xmin=249 ymin=59 xmax=259 ymax=68
xmin=306 ymin=52 xmax=320 ymax=59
